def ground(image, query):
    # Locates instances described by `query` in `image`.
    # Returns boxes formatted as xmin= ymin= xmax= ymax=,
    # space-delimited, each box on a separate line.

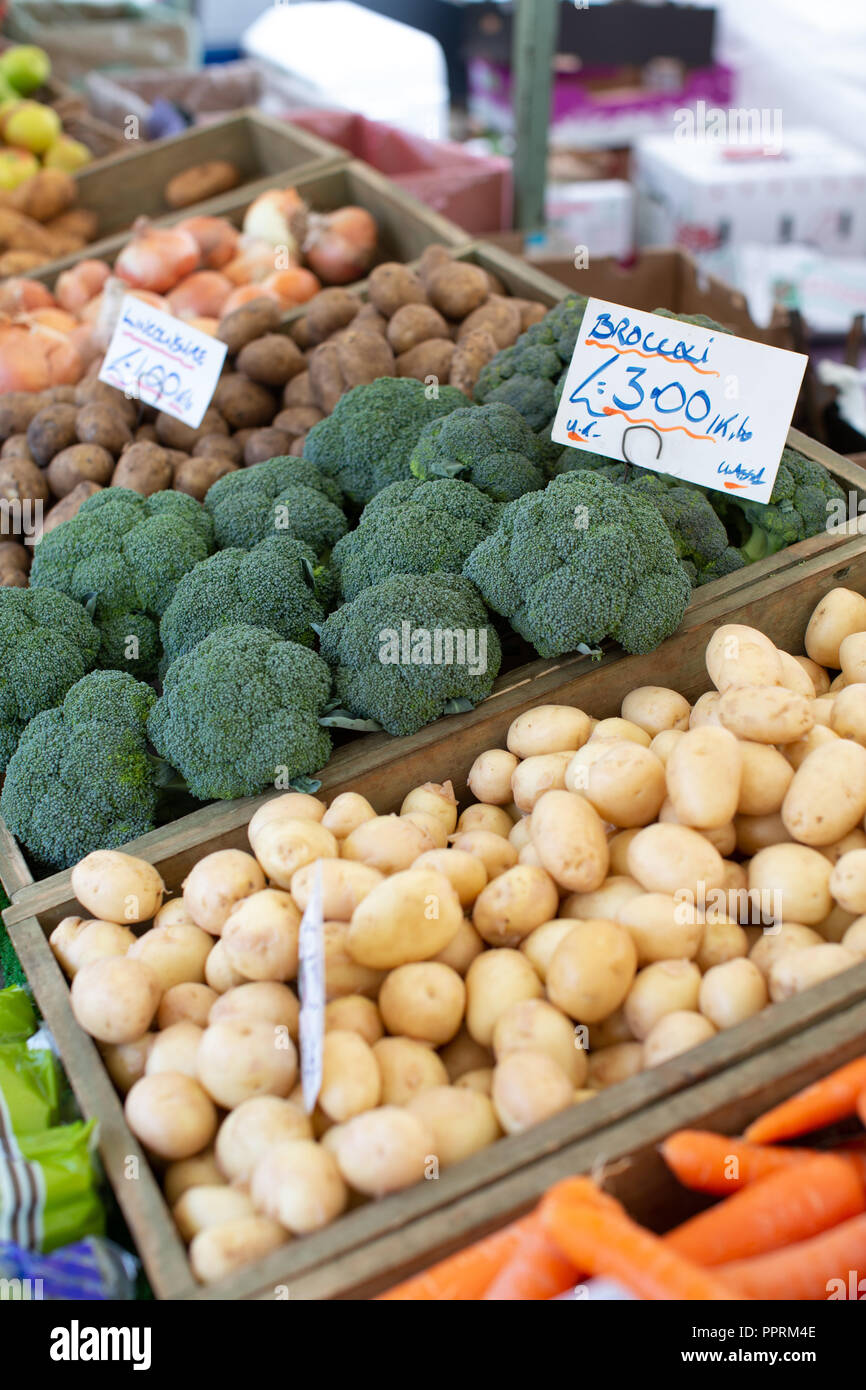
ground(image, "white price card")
xmin=98 ymin=295 xmax=227 ymax=430
xmin=298 ymin=860 xmax=325 ymax=1115
xmin=551 ymin=298 xmax=808 ymax=504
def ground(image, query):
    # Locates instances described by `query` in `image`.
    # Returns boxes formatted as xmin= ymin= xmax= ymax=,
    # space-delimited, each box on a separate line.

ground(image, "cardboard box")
xmin=482 ymin=238 xmax=794 ymax=350
xmin=634 ymin=128 xmax=866 ymax=257
xmin=537 ymin=179 xmax=634 ymax=260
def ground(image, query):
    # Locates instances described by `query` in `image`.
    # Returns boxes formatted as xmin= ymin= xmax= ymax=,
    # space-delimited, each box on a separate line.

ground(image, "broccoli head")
xmin=409 ymin=402 xmax=548 ymax=502
xmin=148 ymin=624 xmax=333 ymax=801
xmin=331 ymin=478 xmax=501 ymax=602
xmin=714 ymin=447 xmax=846 ymax=561
xmin=29 ymin=488 xmax=214 ymax=677
xmin=204 ymin=454 xmax=347 ymax=554
xmin=302 ymin=377 xmax=466 ymax=507
xmin=0 ymin=670 xmax=159 ymax=870
xmin=0 ymin=586 xmax=101 ymax=770
xmin=160 ymin=534 xmax=329 ymax=670
xmin=463 ymin=471 xmax=691 ymax=658
xmin=474 ymin=295 xmax=587 ymax=431
xmin=319 ymin=572 xmax=501 ymax=736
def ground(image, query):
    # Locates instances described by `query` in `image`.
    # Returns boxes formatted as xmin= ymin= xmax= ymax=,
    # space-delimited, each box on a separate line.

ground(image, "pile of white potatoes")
xmin=51 ymin=585 xmax=866 ymax=1285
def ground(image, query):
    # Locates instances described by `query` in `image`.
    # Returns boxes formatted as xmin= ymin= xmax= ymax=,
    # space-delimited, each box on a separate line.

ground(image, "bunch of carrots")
xmin=380 ymin=1056 xmax=866 ymax=1301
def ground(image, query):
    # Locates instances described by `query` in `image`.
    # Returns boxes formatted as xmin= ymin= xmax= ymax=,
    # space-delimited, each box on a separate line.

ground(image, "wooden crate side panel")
xmin=278 ymin=999 xmax=866 ymax=1299
xmin=6 ymin=913 xmax=195 ymax=1300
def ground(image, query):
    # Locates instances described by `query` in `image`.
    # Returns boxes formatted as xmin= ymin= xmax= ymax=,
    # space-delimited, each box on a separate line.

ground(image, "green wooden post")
xmin=512 ymin=0 xmax=559 ymax=233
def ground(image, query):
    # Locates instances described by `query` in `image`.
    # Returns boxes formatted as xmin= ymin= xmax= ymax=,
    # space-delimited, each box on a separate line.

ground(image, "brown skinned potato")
xmin=76 ymin=404 xmax=133 ymax=456
xmin=427 ymin=262 xmax=489 ymax=320
xmin=155 ymin=408 xmax=227 ymax=452
xmin=396 ymin=339 xmax=455 ymax=383
xmin=367 ymin=263 xmax=427 ymax=318
xmin=212 ymin=375 xmax=277 ymax=430
xmin=218 ymin=300 xmax=282 ymax=355
xmin=111 ymin=443 xmax=172 ymax=495
xmin=243 ymin=428 xmax=292 ymax=466
xmin=174 ymin=456 xmax=238 ymax=501
xmin=237 ymin=335 xmax=306 ymax=387
xmin=48 ymin=444 xmax=115 ymax=497
xmin=304 ymin=289 xmax=362 ymax=345
xmin=386 ymin=304 xmax=450 ymax=354
xmin=449 ymin=328 xmax=498 ymax=396
xmin=193 ymin=433 xmax=242 ymax=463
xmin=26 ymin=404 xmax=79 ymax=467
xmin=36 ymin=481 xmax=101 ymax=540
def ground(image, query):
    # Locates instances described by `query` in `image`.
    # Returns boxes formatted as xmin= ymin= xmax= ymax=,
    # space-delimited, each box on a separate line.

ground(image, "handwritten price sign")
xmin=551 ymin=298 xmax=808 ymax=504
xmin=99 ymin=297 xmax=228 ymax=429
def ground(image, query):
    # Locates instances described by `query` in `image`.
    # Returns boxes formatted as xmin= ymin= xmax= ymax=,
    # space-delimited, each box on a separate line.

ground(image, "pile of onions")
xmin=304 ymin=205 xmax=378 ymax=284
xmin=242 ymin=187 xmax=306 ymax=252
xmin=0 ymin=277 xmax=56 ymax=316
xmin=114 ymin=219 xmax=200 ymax=294
xmin=177 ymin=216 xmax=240 ymax=270
xmin=55 ymin=259 xmax=112 ymax=315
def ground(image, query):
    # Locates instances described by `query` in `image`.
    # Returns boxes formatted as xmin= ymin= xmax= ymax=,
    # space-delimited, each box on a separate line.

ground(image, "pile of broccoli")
xmin=463 ymin=470 xmax=692 ymax=658
xmin=1 ymin=670 xmax=160 ymax=869
xmin=148 ymin=623 xmax=333 ymax=801
xmin=0 ymin=587 xmax=101 ymax=770
xmin=409 ymin=402 xmax=549 ymax=502
xmin=5 ymin=295 xmax=846 ymax=875
xmin=204 ymin=454 xmax=348 ymax=554
xmin=29 ymin=489 xmax=214 ymax=677
xmin=302 ymin=377 xmax=467 ymax=507
xmin=319 ymin=572 xmax=501 ymax=736
xmin=331 ymin=478 xmax=501 ymax=601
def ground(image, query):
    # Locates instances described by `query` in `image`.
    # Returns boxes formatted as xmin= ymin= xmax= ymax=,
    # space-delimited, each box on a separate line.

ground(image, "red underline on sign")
xmin=585 ymin=338 xmax=720 ymax=376
xmin=602 ymin=407 xmax=718 ymax=442
xmin=120 ymin=331 xmax=195 ymax=369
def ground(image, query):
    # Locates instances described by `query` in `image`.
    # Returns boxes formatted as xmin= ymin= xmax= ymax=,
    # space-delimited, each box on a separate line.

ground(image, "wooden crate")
xmin=286 ymin=999 xmax=866 ymax=1300
xmin=34 ymin=148 xmax=469 ymax=284
xmin=8 ymin=538 xmax=866 ymax=1300
xmin=2 ymin=422 xmax=865 ymax=903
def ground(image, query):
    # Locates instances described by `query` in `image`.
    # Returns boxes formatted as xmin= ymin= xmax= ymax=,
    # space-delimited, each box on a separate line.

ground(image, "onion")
xmin=176 ymin=216 xmax=239 ymax=270
xmin=114 ymin=218 xmax=201 ymax=293
xmin=21 ymin=307 xmax=79 ymax=335
xmin=223 ymin=235 xmax=279 ymax=286
xmin=168 ymin=271 xmax=232 ymax=320
xmin=304 ymin=205 xmax=377 ymax=284
xmin=183 ymin=316 xmax=219 ymax=336
xmin=262 ymin=266 xmax=320 ymax=308
xmin=0 ymin=330 xmax=51 ymax=392
xmin=221 ymin=282 xmax=281 ymax=315
xmin=0 ymin=278 xmax=56 ymax=316
xmin=55 ymin=260 xmax=111 ymax=315
xmin=242 ymin=188 xmax=306 ymax=251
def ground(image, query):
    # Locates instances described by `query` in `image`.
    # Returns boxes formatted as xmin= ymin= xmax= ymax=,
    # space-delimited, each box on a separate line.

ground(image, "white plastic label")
xmin=551 ymin=298 xmax=808 ymax=504
xmin=298 ymin=860 xmax=325 ymax=1114
xmin=99 ymin=296 xmax=227 ymax=429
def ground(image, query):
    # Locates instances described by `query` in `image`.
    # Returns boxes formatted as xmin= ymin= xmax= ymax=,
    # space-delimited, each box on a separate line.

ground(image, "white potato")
xmin=183 ymin=850 xmax=265 ymax=935
xmin=71 ymin=850 xmax=164 ymax=925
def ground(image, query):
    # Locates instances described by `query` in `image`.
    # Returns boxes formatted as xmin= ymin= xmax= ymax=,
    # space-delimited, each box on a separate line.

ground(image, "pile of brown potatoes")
xmin=52 ymin=587 xmax=866 ymax=1285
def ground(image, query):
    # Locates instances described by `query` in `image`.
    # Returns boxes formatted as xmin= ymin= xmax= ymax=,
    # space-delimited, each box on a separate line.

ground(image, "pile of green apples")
xmin=0 ymin=45 xmax=92 ymax=190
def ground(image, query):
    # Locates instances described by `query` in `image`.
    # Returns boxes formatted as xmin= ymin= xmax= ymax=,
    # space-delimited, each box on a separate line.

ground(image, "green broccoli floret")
xmin=463 ymin=471 xmax=691 ymax=658
xmin=204 ymin=454 xmax=347 ymax=553
xmin=0 ymin=587 xmax=101 ymax=770
xmin=695 ymin=547 xmax=747 ymax=585
xmin=652 ymin=309 xmax=734 ymax=337
xmin=303 ymin=378 xmax=467 ymax=507
xmin=474 ymin=295 xmax=587 ymax=431
xmin=409 ymin=402 xmax=548 ymax=502
xmin=0 ymin=670 xmax=159 ymax=869
xmin=29 ymin=489 xmax=213 ymax=677
xmin=331 ymin=478 xmax=501 ymax=601
xmin=148 ymin=624 xmax=332 ymax=800
xmin=541 ymin=452 xmax=731 ymax=576
xmin=715 ymin=447 xmax=846 ymax=561
xmin=159 ymin=534 xmax=329 ymax=669
xmin=319 ymin=572 xmax=501 ymax=736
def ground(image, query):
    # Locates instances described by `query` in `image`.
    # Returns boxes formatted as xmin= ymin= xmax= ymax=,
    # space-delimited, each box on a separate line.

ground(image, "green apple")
xmin=0 ymin=45 xmax=51 ymax=95
xmin=0 ymin=147 xmax=39 ymax=190
xmin=3 ymin=99 xmax=61 ymax=155
xmin=43 ymin=133 xmax=92 ymax=171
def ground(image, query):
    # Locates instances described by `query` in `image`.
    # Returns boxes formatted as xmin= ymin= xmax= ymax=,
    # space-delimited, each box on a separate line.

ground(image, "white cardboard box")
xmin=634 ymin=128 xmax=866 ymax=257
xmin=533 ymin=179 xmax=635 ymax=261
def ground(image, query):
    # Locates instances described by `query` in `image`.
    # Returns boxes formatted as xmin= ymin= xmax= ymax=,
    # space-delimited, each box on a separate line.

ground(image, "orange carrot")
xmin=377 ymin=1214 xmax=539 ymax=1300
xmin=661 ymin=1130 xmax=816 ymax=1193
xmin=720 ymin=1211 xmax=866 ymax=1300
xmin=539 ymin=1181 xmax=742 ymax=1300
xmin=744 ymin=1058 xmax=866 ymax=1144
xmin=665 ymin=1153 xmax=865 ymax=1265
xmin=483 ymin=1224 xmax=577 ymax=1301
